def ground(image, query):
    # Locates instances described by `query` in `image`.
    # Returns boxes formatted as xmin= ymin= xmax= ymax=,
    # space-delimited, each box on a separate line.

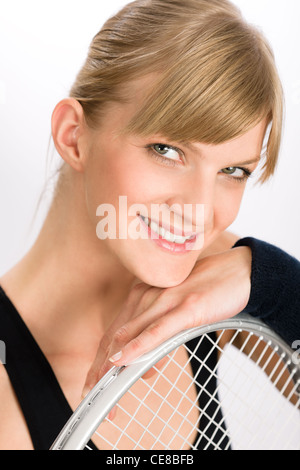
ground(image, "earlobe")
xmin=51 ymin=98 xmax=86 ymax=173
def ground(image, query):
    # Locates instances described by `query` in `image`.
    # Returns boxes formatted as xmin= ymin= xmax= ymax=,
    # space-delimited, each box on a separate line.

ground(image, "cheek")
xmin=90 ymin=147 xmax=150 ymax=202
xmin=84 ymin=149 xmax=131 ymax=215
xmin=214 ymin=186 xmax=245 ymax=230
xmin=84 ymin=147 xmax=159 ymax=239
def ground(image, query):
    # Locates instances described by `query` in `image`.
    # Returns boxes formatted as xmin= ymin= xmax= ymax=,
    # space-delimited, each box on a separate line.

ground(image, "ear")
xmin=51 ymin=98 xmax=87 ymax=173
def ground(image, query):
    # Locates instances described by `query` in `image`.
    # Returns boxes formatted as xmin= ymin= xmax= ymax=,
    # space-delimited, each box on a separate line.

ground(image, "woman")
xmin=0 ymin=0 xmax=299 ymax=450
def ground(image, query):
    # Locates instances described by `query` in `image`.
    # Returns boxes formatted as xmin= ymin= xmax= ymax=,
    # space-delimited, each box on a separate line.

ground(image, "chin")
xmin=116 ymin=239 xmax=199 ymax=288
xmin=134 ymin=261 xmax=194 ymax=289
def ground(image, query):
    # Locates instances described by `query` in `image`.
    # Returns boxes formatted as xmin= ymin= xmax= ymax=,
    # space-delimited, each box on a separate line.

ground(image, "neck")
xmin=1 ymin=168 xmax=135 ymax=353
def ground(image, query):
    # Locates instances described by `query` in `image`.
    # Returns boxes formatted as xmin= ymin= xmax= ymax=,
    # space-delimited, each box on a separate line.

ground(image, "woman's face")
xmin=82 ymin=95 xmax=266 ymax=287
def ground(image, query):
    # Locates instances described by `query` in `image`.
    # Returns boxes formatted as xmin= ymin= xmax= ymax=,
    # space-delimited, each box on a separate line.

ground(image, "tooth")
xmin=168 ymin=232 xmax=175 ymax=242
xmin=173 ymin=234 xmax=183 ymax=241
xmin=150 ymin=221 xmax=159 ymax=233
xmin=174 ymin=238 xmax=185 ymax=245
xmin=145 ymin=218 xmax=194 ymax=244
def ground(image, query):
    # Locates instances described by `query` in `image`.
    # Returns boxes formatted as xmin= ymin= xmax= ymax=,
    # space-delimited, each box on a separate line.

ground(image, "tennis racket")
xmin=51 ymin=313 xmax=300 ymax=450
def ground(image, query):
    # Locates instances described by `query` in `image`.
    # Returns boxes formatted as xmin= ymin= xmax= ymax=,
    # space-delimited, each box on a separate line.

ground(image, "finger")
xmin=82 ymin=283 xmax=153 ymax=397
xmin=109 ymin=296 xmax=202 ymax=366
xmin=105 ymin=290 xmax=177 ymax=366
xmin=142 ymin=357 xmax=169 ymax=380
xmin=106 ymin=405 xmax=118 ymax=422
xmin=83 ymin=294 xmax=176 ymax=398
xmin=82 ymin=352 xmax=112 ymax=399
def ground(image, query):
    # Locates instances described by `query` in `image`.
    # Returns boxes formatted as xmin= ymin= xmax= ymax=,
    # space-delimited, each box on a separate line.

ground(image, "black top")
xmin=0 ymin=237 xmax=299 ymax=449
xmin=0 ymin=286 xmax=228 ymax=450
xmin=0 ymin=285 xmax=74 ymax=450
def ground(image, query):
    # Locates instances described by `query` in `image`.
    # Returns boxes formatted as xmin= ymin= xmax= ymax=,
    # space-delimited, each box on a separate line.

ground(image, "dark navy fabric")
xmin=233 ymin=237 xmax=300 ymax=347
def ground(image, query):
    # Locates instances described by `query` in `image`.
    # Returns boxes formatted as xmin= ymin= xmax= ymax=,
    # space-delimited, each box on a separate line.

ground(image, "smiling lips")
xmin=139 ymin=214 xmax=199 ymax=253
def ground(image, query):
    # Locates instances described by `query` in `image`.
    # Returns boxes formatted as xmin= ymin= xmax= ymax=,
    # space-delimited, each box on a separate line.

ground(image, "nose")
xmin=166 ymin=173 xmax=215 ymax=230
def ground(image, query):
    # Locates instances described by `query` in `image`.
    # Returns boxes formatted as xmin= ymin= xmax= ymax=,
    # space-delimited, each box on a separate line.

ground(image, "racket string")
xmin=120 ymin=350 xmax=196 ymax=450
xmin=144 ymin=355 xmax=199 ymax=450
xmin=216 ymin=335 xmax=281 ymax=450
xmin=217 ymin=337 xmax=300 ymax=450
xmin=245 ymin=361 xmax=300 ymax=450
xmin=95 ymin=354 xmax=198 ymax=449
xmin=188 ymin=329 xmax=250 ymax=449
xmin=84 ymin=328 xmax=300 ymax=450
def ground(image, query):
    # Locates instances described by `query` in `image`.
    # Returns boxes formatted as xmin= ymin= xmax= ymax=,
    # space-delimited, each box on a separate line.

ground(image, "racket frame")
xmin=50 ymin=313 xmax=300 ymax=450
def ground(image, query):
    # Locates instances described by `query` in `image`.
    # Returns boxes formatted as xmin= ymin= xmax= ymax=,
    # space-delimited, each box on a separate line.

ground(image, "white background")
xmin=0 ymin=0 xmax=299 ymax=275
xmin=0 ymin=1 xmax=299 ymax=450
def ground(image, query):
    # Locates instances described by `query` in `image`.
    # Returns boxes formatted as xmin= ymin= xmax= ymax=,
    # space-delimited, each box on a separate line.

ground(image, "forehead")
xmin=193 ymin=120 xmax=267 ymax=159
xmin=94 ymin=72 xmax=268 ymax=160
xmin=112 ymin=70 xmax=269 ymax=146
xmin=96 ymin=103 xmax=266 ymax=170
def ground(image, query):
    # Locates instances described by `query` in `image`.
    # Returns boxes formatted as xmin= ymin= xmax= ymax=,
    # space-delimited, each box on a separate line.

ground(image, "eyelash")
xmin=145 ymin=144 xmax=182 ymax=167
xmin=230 ymin=168 xmax=253 ymax=184
xmin=146 ymin=143 xmax=254 ymax=183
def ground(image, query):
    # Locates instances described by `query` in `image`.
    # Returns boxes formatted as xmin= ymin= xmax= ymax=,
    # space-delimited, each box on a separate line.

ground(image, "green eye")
xmin=153 ymin=144 xmax=180 ymax=161
xmin=220 ymin=166 xmax=253 ymax=183
xmin=153 ymin=144 xmax=169 ymax=155
xmin=222 ymin=167 xmax=238 ymax=175
xmin=222 ymin=167 xmax=244 ymax=177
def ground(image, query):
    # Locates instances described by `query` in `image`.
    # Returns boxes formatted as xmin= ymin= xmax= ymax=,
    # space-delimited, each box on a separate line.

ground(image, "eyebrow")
xmin=231 ymin=156 xmax=261 ymax=166
xmin=178 ymin=141 xmax=262 ymax=166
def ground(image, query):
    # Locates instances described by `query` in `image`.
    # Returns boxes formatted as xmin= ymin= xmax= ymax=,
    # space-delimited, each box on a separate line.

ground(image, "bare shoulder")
xmin=199 ymin=231 xmax=241 ymax=259
xmin=0 ymin=364 xmax=34 ymax=449
xmin=217 ymin=231 xmax=240 ymax=251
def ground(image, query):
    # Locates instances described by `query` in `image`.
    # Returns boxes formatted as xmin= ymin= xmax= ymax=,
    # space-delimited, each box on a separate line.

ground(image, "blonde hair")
xmin=70 ymin=0 xmax=284 ymax=183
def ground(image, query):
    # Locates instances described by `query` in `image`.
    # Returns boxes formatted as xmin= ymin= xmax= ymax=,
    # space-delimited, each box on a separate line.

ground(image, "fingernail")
xmin=108 ymin=407 xmax=117 ymax=421
xmin=109 ymin=351 xmax=122 ymax=363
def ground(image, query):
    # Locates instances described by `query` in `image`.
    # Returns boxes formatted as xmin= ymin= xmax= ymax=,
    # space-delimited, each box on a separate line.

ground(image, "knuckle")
xmin=128 ymin=323 xmax=162 ymax=354
xmin=128 ymin=335 xmax=144 ymax=354
xmin=113 ymin=325 xmax=130 ymax=345
xmin=158 ymin=289 xmax=176 ymax=310
xmin=183 ymin=292 xmax=202 ymax=309
xmin=143 ymin=322 xmax=163 ymax=342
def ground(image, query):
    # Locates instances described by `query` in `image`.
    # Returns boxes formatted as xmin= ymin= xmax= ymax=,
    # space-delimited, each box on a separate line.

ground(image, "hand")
xmin=81 ymin=245 xmax=252 ymax=399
